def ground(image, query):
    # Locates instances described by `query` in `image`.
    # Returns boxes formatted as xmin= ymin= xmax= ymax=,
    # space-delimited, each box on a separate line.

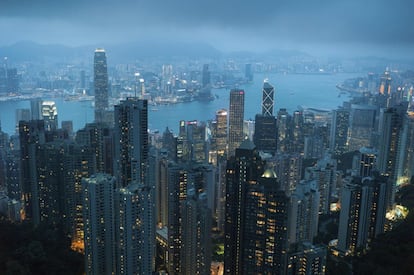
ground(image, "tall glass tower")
xmin=94 ymin=48 xmax=109 ymax=123
xmin=228 ymin=89 xmax=245 ymax=156
xmin=262 ymin=80 xmax=275 ymax=116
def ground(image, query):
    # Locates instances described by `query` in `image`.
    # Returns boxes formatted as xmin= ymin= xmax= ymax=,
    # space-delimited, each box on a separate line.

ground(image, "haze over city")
xmin=1 ymin=0 xmax=413 ymax=57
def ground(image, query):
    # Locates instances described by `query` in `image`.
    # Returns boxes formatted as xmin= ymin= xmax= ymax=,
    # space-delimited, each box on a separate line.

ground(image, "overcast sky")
xmin=1 ymin=0 xmax=413 ymax=57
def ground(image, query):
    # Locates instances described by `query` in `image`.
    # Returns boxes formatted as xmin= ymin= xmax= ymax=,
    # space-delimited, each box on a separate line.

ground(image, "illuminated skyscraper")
xmin=82 ymin=174 xmax=116 ymax=275
xmin=377 ymin=105 xmax=406 ymax=209
xmin=330 ymin=108 xmax=350 ymax=156
xmin=114 ymin=98 xmax=148 ymax=187
xmin=115 ymin=183 xmax=154 ymax=275
xmin=94 ymin=48 xmax=109 ymax=123
xmin=242 ymin=168 xmax=289 ymax=274
xmin=228 ymin=89 xmax=245 ymax=156
xmin=224 ymin=140 xmax=265 ymax=274
xmin=379 ymin=70 xmax=392 ymax=95
xmin=214 ymin=109 xmax=228 ymax=159
xmin=262 ymin=80 xmax=275 ymax=116
xmin=337 ymin=176 xmax=387 ymax=255
xmin=41 ymin=100 xmax=58 ymax=131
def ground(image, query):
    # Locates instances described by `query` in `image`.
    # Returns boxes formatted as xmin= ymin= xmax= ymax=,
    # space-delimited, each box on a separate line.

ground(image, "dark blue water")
xmin=0 ymin=72 xmax=361 ymax=136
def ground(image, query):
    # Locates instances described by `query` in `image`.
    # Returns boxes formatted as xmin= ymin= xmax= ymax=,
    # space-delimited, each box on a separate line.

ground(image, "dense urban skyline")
xmin=1 ymin=1 xmax=414 ymax=275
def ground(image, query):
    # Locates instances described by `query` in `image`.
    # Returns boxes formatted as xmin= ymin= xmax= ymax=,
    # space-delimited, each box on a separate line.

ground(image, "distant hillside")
xmin=0 ymin=40 xmax=222 ymax=63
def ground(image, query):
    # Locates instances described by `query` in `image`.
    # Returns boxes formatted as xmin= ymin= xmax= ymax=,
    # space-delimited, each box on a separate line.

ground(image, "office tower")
xmin=30 ymin=98 xmax=42 ymax=120
xmin=19 ymin=120 xmax=46 ymax=223
xmin=347 ymin=104 xmax=376 ymax=151
xmin=254 ymin=115 xmax=277 ymax=153
xmin=177 ymin=120 xmax=189 ymax=163
xmin=330 ymin=108 xmax=350 ymax=156
xmin=242 ymin=168 xmax=289 ymax=274
xmin=157 ymin=156 xmax=169 ymax=227
xmin=15 ymin=108 xmax=31 ymax=132
xmin=186 ymin=120 xmax=207 ymax=163
xmin=277 ymin=108 xmax=291 ymax=153
xmin=377 ymin=105 xmax=405 ymax=209
xmin=228 ymin=89 xmax=245 ymax=156
xmin=270 ymin=152 xmax=302 ymax=193
xmin=41 ymin=101 xmax=58 ymax=131
xmin=243 ymin=119 xmax=255 ymax=141
xmin=245 ymin=63 xmax=253 ymax=82
xmin=224 ymin=140 xmax=265 ymax=274
xmin=115 ymin=183 xmax=154 ymax=275
xmin=379 ymin=70 xmax=392 ymax=95
xmin=82 ymin=174 xmax=115 ymax=275
xmin=162 ymin=64 xmax=173 ymax=94
xmin=262 ymin=80 xmax=275 ymax=116
xmin=94 ymin=48 xmax=109 ymax=123
xmin=287 ymin=243 xmax=327 ymax=275
xmin=289 ymin=180 xmax=320 ymax=245
xmin=337 ymin=176 xmax=387 ymax=255
xmin=114 ymin=98 xmax=148 ymax=187
xmin=211 ymin=109 xmax=228 ymax=162
xmin=181 ymin=191 xmax=212 ymax=275
xmin=305 ymin=156 xmax=336 ymax=215
xmin=358 ymin=147 xmax=377 ymax=177
xmin=291 ymin=110 xmax=304 ymax=153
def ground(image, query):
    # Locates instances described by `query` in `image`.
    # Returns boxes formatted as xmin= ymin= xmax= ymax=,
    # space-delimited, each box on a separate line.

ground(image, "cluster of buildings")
xmin=0 ymin=48 xmax=413 ymax=274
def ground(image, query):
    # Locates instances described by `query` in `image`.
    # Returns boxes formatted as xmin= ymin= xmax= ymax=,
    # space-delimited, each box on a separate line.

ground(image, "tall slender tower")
xmin=94 ymin=48 xmax=109 ymax=123
xmin=82 ymin=174 xmax=116 ymax=275
xmin=262 ymin=80 xmax=275 ymax=116
xmin=228 ymin=89 xmax=245 ymax=156
xmin=114 ymin=98 xmax=148 ymax=188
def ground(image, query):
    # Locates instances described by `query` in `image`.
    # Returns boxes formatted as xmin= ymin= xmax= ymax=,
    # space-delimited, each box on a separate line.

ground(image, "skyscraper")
xmin=41 ymin=100 xmax=58 ymax=131
xmin=330 ymin=108 xmax=350 ymax=156
xmin=114 ymin=98 xmax=148 ymax=187
xmin=224 ymin=140 xmax=265 ymax=274
xmin=115 ymin=183 xmax=154 ymax=275
xmin=262 ymin=80 xmax=275 ymax=116
xmin=228 ymin=89 xmax=245 ymax=156
xmin=347 ymin=104 xmax=376 ymax=151
xmin=82 ymin=174 xmax=116 ymax=275
xmin=337 ymin=176 xmax=387 ymax=255
xmin=94 ymin=48 xmax=109 ymax=123
xmin=377 ymin=105 xmax=406 ymax=209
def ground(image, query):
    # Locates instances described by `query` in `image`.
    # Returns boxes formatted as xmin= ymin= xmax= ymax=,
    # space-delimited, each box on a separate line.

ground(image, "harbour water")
xmin=0 ymin=72 xmax=362 ymax=136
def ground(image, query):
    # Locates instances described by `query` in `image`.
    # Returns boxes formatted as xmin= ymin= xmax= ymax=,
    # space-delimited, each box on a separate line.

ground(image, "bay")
xmin=0 ymin=72 xmax=361 ymax=136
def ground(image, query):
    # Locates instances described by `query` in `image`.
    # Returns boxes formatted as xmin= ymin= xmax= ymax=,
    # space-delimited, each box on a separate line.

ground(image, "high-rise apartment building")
xmin=337 ymin=176 xmax=387 ymax=255
xmin=377 ymin=105 xmax=406 ymax=209
xmin=330 ymin=108 xmax=350 ymax=156
xmin=94 ymin=48 xmax=109 ymax=123
xmin=114 ymin=98 xmax=148 ymax=187
xmin=82 ymin=174 xmax=116 ymax=275
xmin=115 ymin=183 xmax=154 ymax=275
xmin=224 ymin=140 xmax=265 ymax=274
xmin=347 ymin=104 xmax=376 ymax=151
xmin=228 ymin=89 xmax=245 ymax=156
